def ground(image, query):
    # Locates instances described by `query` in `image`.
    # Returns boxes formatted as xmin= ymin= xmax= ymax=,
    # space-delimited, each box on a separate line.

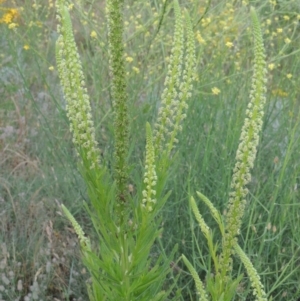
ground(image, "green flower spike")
xmin=106 ymin=0 xmax=129 ymax=210
xmin=154 ymin=0 xmax=196 ymax=157
xmin=55 ymin=1 xmax=100 ymax=170
xmin=142 ymin=123 xmax=157 ymax=213
xmin=182 ymin=254 xmax=209 ymax=301
xmin=220 ymin=6 xmax=268 ymax=277
xmin=61 ymin=204 xmax=91 ymax=252
xmin=154 ymin=0 xmax=184 ymax=154
xmin=189 ymin=196 xmax=210 ymax=239
xmin=235 ymin=244 xmax=267 ymax=301
xmin=166 ymin=8 xmax=196 ymax=155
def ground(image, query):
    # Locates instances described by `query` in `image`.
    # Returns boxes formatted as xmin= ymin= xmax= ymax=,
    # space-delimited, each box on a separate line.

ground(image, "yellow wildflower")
xmin=226 ymin=41 xmax=234 ymax=48
xmin=23 ymin=44 xmax=29 ymax=50
xmin=212 ymin=87 xmax=221 ymax=95
xmin=125 ymin=56 xmax=133 ymax=63
xmin=286 ymin=73 xmax=292 ymax=79
xmin=132 ymin=66 xmax=140 ymax=74
xmin=1 ymin=13 xmax=12 ymax=23
xmin=272 ymin=89 xmax=288 ymax=97
xmin=8 ymin=22 xmax=18 ymax=29
xmin=268 ymin=63 xmax=275 ymax=70
xmin=90 ymin=30 xmax=97 ymax=38
xmin=283 ymin=15 xmax=290 ymax=21
xmin=276 ymin=28 xmax=283 ymax=33
xmin=49 ymin=66 xmax=54 ymax=71
xmin=0 ymin=8 xmax=19 ymax=24
xmin=196 ymin=31 xmax=206 ymax=44
xmin=284 ymin=38 xmax=291 ymax=44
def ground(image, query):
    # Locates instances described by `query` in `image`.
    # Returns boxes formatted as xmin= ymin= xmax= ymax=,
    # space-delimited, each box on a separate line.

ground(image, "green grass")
xmin=0 ymin=0 xmax=300 ymax=300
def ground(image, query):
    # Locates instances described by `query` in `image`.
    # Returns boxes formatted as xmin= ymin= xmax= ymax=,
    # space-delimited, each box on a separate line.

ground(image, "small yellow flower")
xmin=284 ymin=38 xmax=291 ymax=44
xmin=1 ymin=13 xmax=12 ymax=23
xmin=196 ymin=31 xmax=206 ymax=44
xmin=8 ymin=22 xmax=18 ymax=29
xmin=125 ymin=56 xmax=133 ymax=63
xmin=212 ymin=87 xmax=221 ymax=95
xmin=0 ymin=8 xmax=19 ymax=24
xmin=132 ymin=66 xmax=140 ymax=74
xmin=23 ymin=44 xmax=29 ymax=50
xmin=49 ymin=66 xmax=54 ymax=71
xmin=286 ymin=73 xmax=292 ymax=79
xmin=272 ymin=89 xmax=288 ymax=97
xmin=226 ymin=41 xmax=234 ymax=48
xmin=90 ymin=30 xmax=97 ymax=38
xmin=268 ymin=63 xmax=275 ymax=70
xmin=266 ymin=19 xmax=271 ymax=25
xmin=283 ymin=15 xmax=290 ymax=21
xmin=276 ymin=28 xmax=283 ymax=33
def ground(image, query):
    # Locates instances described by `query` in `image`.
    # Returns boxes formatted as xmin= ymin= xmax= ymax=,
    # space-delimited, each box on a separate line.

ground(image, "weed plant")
xmin=0 ymin=0 xmax=300 ymax=300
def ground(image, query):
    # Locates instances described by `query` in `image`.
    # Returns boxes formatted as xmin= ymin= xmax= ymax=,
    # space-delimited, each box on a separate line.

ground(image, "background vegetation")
xmin=0 ymin=0 xmax=299 ymax=300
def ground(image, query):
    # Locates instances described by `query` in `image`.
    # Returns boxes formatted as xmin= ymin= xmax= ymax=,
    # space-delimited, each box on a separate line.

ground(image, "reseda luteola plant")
xmin=55 ymin=0 xmax=195 ymax=300
xmin=182 ymin=7 xmax=268 ymax=301
xmin=55 ymin=0 xmax=269 ymax=299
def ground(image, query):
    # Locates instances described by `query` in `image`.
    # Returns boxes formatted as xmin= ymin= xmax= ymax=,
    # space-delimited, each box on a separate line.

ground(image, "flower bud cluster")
xmin=220 ymin=7 xmax=267 ymax=276
xmin=142 ymin=124 xmax=157 ymax=212
xmin=55 ymin=2 xmax=100 ymax=169
xmin=154 ymin=0 xmax=195 ymax=155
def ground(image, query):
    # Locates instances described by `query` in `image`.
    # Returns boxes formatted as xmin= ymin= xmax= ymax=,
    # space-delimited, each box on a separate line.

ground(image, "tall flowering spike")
xmin=55 ymin=2 xmax=100 ymax=169
xmin=61 ymin=204 xmax=91 ymax=252
xmin=154 ymin=1 xmax=196 ymax=157
xmin=166 ymin=8 xmax=196 ymax=155
xmin=220 ymin=7 xmax=267 ymax=276
xmin=189 ymin=196 xmax=210 ymax=239
xmin=142 ymin=123 xmax=157 ymax=213
xmin=182 ymin=254 xmax=209 ymax=301
xmin=154 ymin=0 xmax=184 ymax=154
xmin=235 ymin=245 xmax=267 ymax=301
xmin=106 ymin=0 xmax=129 ymax=213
